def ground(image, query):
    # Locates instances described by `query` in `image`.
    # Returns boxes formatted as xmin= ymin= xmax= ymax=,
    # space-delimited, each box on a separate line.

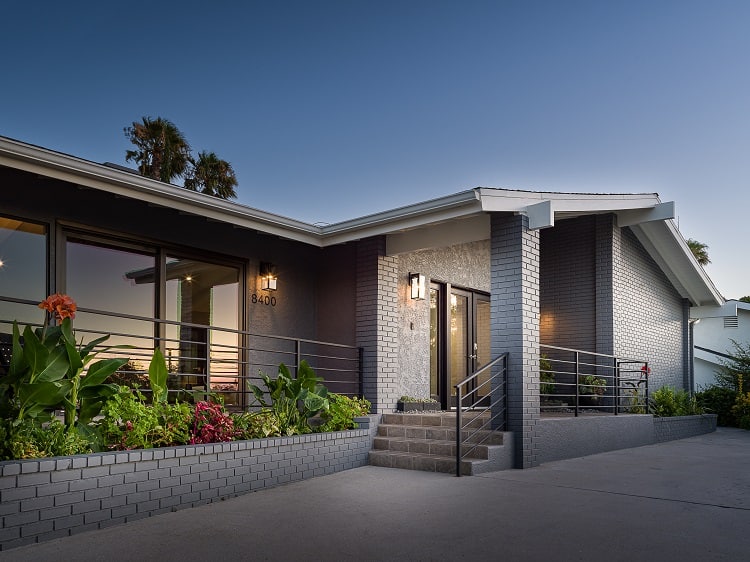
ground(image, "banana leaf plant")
xmin=249 ymin=360 xmax=329 ymax=435
xmin=1 ymin=317 xmax=128 ymax=429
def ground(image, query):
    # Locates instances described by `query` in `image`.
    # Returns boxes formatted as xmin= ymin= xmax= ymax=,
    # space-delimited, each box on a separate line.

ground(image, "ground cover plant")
xmin=0 ymin=295 xmax=371 ymax=460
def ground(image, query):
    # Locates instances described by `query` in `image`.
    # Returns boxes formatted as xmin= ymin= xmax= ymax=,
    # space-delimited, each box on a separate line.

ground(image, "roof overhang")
xmin=0 ymin=136 xmax=725 ymax=307
xmin=0 ymin=136 xmax=325 ymax=246
xmin=628 ymin=219 xmax=724 ymax=307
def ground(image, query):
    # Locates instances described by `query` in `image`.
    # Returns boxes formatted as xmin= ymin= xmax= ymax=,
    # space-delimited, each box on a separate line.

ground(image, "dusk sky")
xmin=3 ymin=1 xmax=749 ymax=299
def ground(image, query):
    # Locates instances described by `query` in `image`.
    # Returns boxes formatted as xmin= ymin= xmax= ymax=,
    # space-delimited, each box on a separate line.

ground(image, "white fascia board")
xmin=690 ymin=301 xmax=738 ymax=319
xmin=478 ymin=188 xmax=662 ymax=214
xmin=616 ymin=201 xmax=675 ymax=227
xmin=478 ymin=188 xmax=667 ymax=231
xmin=318 ymin=189 xmax=483 ymax=246
xmin=0 ymin=137 xmax=324 ymax=245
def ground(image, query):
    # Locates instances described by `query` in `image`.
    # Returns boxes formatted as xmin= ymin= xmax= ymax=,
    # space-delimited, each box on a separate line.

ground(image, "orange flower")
xmin=39 ymin=293 xmax=77 ymax=321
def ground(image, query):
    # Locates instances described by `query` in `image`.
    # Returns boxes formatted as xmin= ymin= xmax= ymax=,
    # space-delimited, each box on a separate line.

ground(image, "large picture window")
xmin=0 ymin=217 xmax=47 ymax=325
xmin=62 ymin=232 xmax=242 ymax=404
xmin=164 ymin=256 xmax=240 ymax=404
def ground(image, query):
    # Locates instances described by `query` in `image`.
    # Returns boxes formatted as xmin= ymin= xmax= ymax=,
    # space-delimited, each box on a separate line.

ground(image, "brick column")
xmin=356 ymin=236 xmax=399 ymax=413
xmin=595 ymin=214 xmax=615 ymax=358
xmin=490 ymin=213 xmax=540 ymax=468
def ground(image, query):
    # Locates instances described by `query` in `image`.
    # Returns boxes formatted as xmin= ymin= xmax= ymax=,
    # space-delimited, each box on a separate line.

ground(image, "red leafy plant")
xmin=190 ymin=400 xmax=235 ymax=444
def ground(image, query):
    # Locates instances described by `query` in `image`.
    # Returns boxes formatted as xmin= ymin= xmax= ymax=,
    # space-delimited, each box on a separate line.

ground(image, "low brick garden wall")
xmin=537 ymin=414 xmax=718 ymax=464
xmin=0 ymin=415 xmax=379 ymax=552
xmin=653 ymin=414 xmax=718 ymax=442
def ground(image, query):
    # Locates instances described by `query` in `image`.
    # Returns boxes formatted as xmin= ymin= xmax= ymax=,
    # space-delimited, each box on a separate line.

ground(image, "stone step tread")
xmin=368 ymin=449 xmax=488 ymax=475
xmin=381 ymin=412 xmax=493 ymax=428
xmin=372 ymin=436 xmax=495 ymax=459
xmin=376 ymin=424 xmax=505 ymax=444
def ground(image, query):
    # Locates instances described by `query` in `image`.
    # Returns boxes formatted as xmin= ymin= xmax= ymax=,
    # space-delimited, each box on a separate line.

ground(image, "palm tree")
xmin=124 ymin=117 xmax=191 ymax=183
xmin=184 ymin=151 xmax=238 ymax=200
xmin=687 ymin=238 xmax=711 ymax=266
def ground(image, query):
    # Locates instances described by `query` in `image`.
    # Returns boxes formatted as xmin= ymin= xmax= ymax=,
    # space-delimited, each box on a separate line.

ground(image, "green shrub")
xmin=578 ymin=374 xmax=606 ymax=396
xmin=97 ymin=386 xmax=192 ymax=450
xmin=649 ymin=386 xmax=703 ymax=417
xmin=249 ymin=361 xmax=329 ymax=435
xmin=232 ymin=409 xmax=282 ymax=439
xmin=540 ymin=354 xmax=555 ymax=395
xmin=0 ymin=418 xmax=92 ymax=460
xmin=716 ymin=340 xmax=750 ymax=391
xmin=731 ymin=374 xmax=750 ymax=430
xmin=319 ymin=394 xmax=371 ymax=432
xmin=696 ymin=386 xmax=737 ymax=426
xmin=733 ymin=392 xmax=750 ymax=430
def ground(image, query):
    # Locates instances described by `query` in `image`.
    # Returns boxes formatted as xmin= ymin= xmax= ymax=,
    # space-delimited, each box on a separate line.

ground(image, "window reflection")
xmin=0 ymin=217 xmax=47 ymax=376
xmin=66 ymin=239 xmax=157 ymax=380
xmin=0 ymin=217 xmax=46 ymax=325
xmin=165 ymin=257 xmax=240 ymax=404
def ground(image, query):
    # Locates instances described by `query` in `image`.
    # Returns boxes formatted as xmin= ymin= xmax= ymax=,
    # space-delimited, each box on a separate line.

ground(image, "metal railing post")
xmin=455 ymin=383 xmax=463 ymax=477
xmin=205 ymin=328 xmax=211 ymax=394
xmin=614 ymin=357 xmax=619 ymax=415
xmin=573 ymin=351 xmax=581 ymax=417
xmin=294 ymin=339 xmax=301 ymax=378
xmin=644 ymin=361 xmax=650 ymax=414
xmin=503 ymin=355 xmax=509 ymax=431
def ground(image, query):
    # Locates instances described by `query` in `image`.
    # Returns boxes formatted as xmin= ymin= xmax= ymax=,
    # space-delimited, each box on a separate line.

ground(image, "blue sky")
xmin=2 ymin=1 xmax=749 ymax=299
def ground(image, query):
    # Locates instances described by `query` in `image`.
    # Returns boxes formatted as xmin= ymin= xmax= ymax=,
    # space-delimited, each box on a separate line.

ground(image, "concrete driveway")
xmin=3 ymin=427 xmax=749 ymax=561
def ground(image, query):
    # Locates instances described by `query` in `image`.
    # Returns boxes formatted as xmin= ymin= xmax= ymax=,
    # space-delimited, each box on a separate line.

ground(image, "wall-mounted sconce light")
xmin=409 ymin=272 xmax=425 ymax=300
xmin=260 ymin=262 xmax=278 ymax=291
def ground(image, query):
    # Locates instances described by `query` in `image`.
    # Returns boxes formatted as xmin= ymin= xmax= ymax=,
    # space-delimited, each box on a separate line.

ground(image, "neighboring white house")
xmin=692 ymin=300 xmax=750 ymax=390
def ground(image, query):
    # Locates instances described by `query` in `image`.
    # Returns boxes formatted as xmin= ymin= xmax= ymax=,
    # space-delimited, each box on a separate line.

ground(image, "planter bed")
xmin=396 ymin=401 xmax=440 ymax=412
xmin=0 ymin=415 xmax=379 ymax=552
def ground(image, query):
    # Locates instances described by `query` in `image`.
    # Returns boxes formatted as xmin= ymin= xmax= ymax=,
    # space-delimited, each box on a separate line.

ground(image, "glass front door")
xmin=430 ymin=284 xmax=490 ymax=409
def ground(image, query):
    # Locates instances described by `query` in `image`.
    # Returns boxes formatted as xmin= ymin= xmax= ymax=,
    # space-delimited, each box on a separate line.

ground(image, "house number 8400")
xmin=251 ymin=294 xmax=277 ymax=306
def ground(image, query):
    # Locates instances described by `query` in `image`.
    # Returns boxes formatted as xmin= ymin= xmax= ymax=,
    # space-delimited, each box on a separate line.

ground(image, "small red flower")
xmin=39 ymin=293 xmax=77 ymax=321
xmin=641 ymin=365 xmax=651 ymax=377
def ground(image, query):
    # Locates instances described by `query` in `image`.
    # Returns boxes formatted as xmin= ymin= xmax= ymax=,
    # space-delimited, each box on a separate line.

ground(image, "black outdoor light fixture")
xmin=409 ymin=272 xmax=425 ymax=300
xmin=260 ymin=262 xmax=278 ymax=291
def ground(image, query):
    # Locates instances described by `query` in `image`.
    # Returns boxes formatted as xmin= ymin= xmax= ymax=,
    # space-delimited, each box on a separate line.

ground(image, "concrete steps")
xmin=368 ymin=412 xmax=513 ymax=476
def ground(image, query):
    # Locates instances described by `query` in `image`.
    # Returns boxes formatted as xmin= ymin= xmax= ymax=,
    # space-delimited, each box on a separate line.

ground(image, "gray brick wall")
xmin=356 ymin=237 xmax=399 ymax=413
xmin=540 ymin=216 xmax=596 ymax=352
xmin=653 ymin=414 xmax=717 ymax=442
xmin=490 ymin=213 xmax=540 ymax=469
xmin=595 ymin=215 xmax=616 ymax=358
xmin=0 ymin=418 xmax=378 ymax=552
xmin=612 ymin=225 xmax=686 ymax=390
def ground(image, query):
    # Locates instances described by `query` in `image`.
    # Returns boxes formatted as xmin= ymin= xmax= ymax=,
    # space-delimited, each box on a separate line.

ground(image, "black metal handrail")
xmin=455 ymin=353 xmax=508 ymax=477
xmin=540 ymin=344 xmax=649 ymax=416
xmin=0 ymin=295 xmax=362 ymax=407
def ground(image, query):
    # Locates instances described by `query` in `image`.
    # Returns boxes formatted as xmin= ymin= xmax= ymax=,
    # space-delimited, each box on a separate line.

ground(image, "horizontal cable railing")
xmin=0 ymin=295 xmax=362 ymax=409
xmin=455 ymin=353 xmax=508 ymax=477
xmin=540 ymin=344 xmax=649 ymax=417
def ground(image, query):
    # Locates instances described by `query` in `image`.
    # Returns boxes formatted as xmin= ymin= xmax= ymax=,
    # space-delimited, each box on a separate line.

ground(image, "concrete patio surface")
xmin=2 ymin=427 xmax=749 ymax=561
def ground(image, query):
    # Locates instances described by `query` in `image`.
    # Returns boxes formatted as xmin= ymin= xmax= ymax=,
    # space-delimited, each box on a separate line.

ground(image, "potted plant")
xmin=396 ymin=395 xmax=440 ymax=412
xmin=578 ymin=374 xmax=606 ymax=406
xmin=540 ymin=354 xmax=555 ymax=398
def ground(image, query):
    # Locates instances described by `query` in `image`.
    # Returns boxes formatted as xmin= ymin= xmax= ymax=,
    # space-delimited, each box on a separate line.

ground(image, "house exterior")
xmin=0 ymin=135 xmax=724 ymax=468
xmin=691 ymin=299 xmax=750 ymax=390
